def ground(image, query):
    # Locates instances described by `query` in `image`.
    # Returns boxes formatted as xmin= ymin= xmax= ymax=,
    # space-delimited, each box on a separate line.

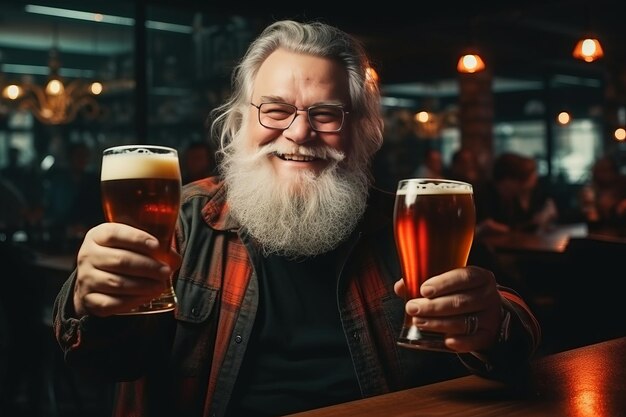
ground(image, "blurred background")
xmin=1 ymin=1 xmax=625 ymax=196
xmin=1 ymin=1 xmax=625 ymax=416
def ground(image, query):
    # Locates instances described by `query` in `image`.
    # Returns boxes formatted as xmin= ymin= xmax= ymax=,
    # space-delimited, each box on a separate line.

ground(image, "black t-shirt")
xmin=225 ymin=251 xmax=361 ymax=417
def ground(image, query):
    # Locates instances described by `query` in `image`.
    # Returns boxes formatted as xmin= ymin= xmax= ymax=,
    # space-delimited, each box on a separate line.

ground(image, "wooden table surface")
xmin=478 ymin=223 xmax=588 ymax=254
xmin=284 ymin=337 xmax=626 ymax=417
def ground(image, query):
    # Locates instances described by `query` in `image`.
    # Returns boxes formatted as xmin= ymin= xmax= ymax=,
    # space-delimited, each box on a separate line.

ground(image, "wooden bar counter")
xmin=284 ymin=337 xmax=626 ymax=417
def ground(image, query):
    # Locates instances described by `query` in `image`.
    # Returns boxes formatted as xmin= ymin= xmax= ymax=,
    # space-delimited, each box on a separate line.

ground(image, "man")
xmin=475 ymin=152 xmax=558 ymax=236
xmin=53 ymin=20 xmax=541 ymax=417
xmin=414 ymin=148 xmax=445 ymax=179
xmin=448 ymin=147 xmax=484 ymax=186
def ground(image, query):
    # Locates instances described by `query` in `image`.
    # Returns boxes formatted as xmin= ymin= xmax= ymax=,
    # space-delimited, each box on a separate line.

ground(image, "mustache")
xmin=249 ymin=142 xmax=346 ymax=163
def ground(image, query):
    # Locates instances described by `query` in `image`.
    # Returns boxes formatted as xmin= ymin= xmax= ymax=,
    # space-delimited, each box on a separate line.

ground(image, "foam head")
xmin=397 ymin=178 xmax=473 ymax=195
xmin=101 ymin=146 xmax=181 ymax=181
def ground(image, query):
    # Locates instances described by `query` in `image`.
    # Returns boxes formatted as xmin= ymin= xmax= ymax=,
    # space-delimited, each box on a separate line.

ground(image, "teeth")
xmin=278 ymin=153 xmax=315 ymax=162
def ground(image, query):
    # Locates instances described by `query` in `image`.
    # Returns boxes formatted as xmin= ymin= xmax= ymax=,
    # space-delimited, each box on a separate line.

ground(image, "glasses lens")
xmin=258 ymin=102 xmax=296 ymax=129
xmin=308 ymin=105 xmax=344 ymax=132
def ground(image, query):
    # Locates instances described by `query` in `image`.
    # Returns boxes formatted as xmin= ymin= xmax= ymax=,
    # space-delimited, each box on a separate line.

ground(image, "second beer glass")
xmin=394 ymin=178 xmax=475 ymax=351
xmin=101 ymin=145 xmax=182 ymax=314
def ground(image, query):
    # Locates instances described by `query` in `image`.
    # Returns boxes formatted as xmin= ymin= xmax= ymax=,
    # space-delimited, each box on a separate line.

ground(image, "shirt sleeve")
xmin=52 ymin=271 xmax=176 ymax=382
xmin=457 ymin=286 xmax=542 ymax=380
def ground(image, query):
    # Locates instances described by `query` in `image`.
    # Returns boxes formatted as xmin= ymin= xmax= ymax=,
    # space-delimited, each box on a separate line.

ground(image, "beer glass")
xmin=101 ymin=145 xmax=182 ymax=314
xmin=393 ymin=178 xmax=475 ymax=351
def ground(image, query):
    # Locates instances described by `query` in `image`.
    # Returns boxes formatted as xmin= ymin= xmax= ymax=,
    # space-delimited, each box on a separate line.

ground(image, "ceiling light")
xmin=572 ymin=36 xmax=604 ymax=62
xmin=457 ymin=53 xmax=486 ymax=74
xmin=1 ymin=48 xmax=102 ymax=125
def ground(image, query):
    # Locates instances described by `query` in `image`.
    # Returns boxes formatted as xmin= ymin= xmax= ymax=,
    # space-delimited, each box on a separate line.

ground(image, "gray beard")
xmin=222 ymin=142 xmax=369 ymax=258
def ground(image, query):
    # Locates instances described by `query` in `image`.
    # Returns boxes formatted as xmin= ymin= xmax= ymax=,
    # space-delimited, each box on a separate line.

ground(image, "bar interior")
xmin=1 ymin=1 xmax=625 ymax=416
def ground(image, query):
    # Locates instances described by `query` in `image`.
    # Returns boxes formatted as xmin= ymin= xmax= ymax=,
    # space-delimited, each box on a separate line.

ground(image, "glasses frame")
xmin=250 ymin=102 xmax=349 ymax=133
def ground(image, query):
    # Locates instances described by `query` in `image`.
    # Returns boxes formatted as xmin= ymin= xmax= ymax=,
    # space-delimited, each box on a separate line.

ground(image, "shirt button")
xmin=191 ymin=307 xmax=200 ymax=317
xmin=352 ymin=331 xmax=360 ymax=341
xmin=235 ymin=335 xmax=243 ymax=344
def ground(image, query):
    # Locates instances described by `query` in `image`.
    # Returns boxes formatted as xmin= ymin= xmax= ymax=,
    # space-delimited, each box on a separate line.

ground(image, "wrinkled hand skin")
xmin=73 ymin=222 xmax=181 ymax=317
xmin=394 ymin=265 xmax=502 ymax=352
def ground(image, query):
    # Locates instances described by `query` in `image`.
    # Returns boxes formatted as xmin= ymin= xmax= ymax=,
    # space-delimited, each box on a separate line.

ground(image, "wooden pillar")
xmin=458 ymin=69 xmax=494 ymax=175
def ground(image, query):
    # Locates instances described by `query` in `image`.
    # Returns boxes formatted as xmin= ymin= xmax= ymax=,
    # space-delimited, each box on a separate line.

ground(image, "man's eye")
xmin=262 ymin=105 xmax=294 ymax=119
xmin=265 ymin=109 xmax=291 ymax=119
xmin=311 ymin=108 xmax=342 ymax=121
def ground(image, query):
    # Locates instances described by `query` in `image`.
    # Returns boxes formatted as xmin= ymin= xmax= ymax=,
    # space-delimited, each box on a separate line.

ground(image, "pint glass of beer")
xmin=101 ymin=145 xmax=182 ymax=314
xmin=394 ymin=178 xmax=475 ymax=351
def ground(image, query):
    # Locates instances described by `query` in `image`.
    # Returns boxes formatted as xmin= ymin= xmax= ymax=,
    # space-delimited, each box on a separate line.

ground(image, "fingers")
xmin=396 ymin=265 xmax=495 ymax=301
xmin=400 ymin=266 xmax=503 ymax=352
xmin=73 ymin=223 xmax=179 ymax=317
xmin=406 ymin=286 xmax=484 ymax=319
xmin=79 ymin=245 xmax=172 ymax=281
xmin=409 ymin=313 xmax=475 ymax=336
xmin=407 ymin=311 xmax=497 ymax=352
xmin=445 ymin=315 xmax=497 ymax=352
xmin=393 ymin=279 xmax=405 ymax=298
xmin=85 ymin=222 xmax=161 ymax=256
xmin=420 ymin=266 xmax=496 ymax=299
xmin=76 ymin=284 xmax=167 ymax=317
xmin=407 ymin=269 xmax=497 ymax=318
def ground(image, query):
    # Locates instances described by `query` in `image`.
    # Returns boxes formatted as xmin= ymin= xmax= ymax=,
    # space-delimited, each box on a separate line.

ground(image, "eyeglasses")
xmin=250 ymin=102 xmax=349 ymax=133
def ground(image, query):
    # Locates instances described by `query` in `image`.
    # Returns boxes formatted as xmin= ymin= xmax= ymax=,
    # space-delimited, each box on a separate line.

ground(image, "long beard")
xmin=222 ymin=141 xmax=369 ymax=258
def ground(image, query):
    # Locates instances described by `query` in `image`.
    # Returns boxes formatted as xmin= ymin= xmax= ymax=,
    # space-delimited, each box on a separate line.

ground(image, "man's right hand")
xmin=72 ymin=222 xmax=181 ymax=317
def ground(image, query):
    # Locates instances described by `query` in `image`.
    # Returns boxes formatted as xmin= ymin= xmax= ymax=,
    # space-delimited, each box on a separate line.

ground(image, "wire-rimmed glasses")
xmin=250 ymin=102 xmax=349 ymax=133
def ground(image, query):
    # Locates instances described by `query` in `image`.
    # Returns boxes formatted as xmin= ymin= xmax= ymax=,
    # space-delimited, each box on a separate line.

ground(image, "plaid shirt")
xmin=53 ymin=177 xmax=541 ymax=417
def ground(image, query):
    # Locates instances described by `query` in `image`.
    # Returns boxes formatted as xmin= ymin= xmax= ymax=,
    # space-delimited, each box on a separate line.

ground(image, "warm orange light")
xmin=45 ymin=78 xmax=64 ymax=95
xmin=572 ymin=37 xmax=604 ymax=62
xmin=557 ymin=111 xmax=571 ymax=125
xmin=457 ymin=53 xmax=486 ymax=74
xmin=614 ymin=128 xmax=626 ymax=141
xmin=1 ymin=47 xmax=105 ymax=125
xmin=2 ymin=84 xmax=22 ymax=100
xmin=415 ymin=111 xmax=430 ymax=123
xmin=90 ymin=82 xmax=103 ymax=95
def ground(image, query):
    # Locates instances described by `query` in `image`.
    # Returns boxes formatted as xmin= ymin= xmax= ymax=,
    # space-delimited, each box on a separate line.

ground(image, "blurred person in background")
xmin=475 ymin=152 xmax=558 ymax=236
xmin=53 ymin=19 xmax=540 ymax=417
xmin=575 ymin=155 xmax=626 ymax=237
xmin=414 ymin=147 xmax=445 ymax=179
xmin=447 ymin=147 xmax=485 ymax=187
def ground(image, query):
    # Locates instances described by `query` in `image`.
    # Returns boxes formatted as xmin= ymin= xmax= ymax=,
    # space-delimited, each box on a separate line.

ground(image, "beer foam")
xmin=397 ymin=179 xmax=473 ymax=195
xmin=101 ymin=149 xmax=181 ymax=181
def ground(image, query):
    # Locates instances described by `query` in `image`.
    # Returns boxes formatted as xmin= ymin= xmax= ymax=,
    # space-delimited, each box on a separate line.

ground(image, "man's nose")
xmin=284 ymin=112 xmax=314 ymax=144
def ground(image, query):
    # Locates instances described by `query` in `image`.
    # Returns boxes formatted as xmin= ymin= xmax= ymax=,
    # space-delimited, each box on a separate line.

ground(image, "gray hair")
xmin=210 ymin=19 xmax=384 ymax=176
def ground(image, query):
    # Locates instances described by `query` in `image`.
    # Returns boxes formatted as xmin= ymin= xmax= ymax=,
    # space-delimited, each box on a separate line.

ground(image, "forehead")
xmin=252 ymin=48 xmax=350 ymax=103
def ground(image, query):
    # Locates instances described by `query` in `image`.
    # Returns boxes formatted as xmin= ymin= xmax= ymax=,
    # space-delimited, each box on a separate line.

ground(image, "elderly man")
xmin=53 ymin=20 xmax=540 ymax=417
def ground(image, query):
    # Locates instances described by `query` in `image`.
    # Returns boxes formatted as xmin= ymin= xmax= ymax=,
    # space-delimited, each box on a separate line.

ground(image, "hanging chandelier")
xmin=1 ymin=48 xmax=102 ymax=125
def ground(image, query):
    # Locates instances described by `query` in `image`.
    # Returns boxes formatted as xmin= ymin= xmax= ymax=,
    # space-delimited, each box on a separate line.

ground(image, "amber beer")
xmin=394 ymin=178 xmax=475 ymax=351
xmin=101 ymin=145 xmax=182 ymax=314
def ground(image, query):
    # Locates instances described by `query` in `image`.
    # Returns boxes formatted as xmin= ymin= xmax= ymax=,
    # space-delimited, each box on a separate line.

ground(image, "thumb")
xmin=394 ymin=279 xmax=406 ymax=297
